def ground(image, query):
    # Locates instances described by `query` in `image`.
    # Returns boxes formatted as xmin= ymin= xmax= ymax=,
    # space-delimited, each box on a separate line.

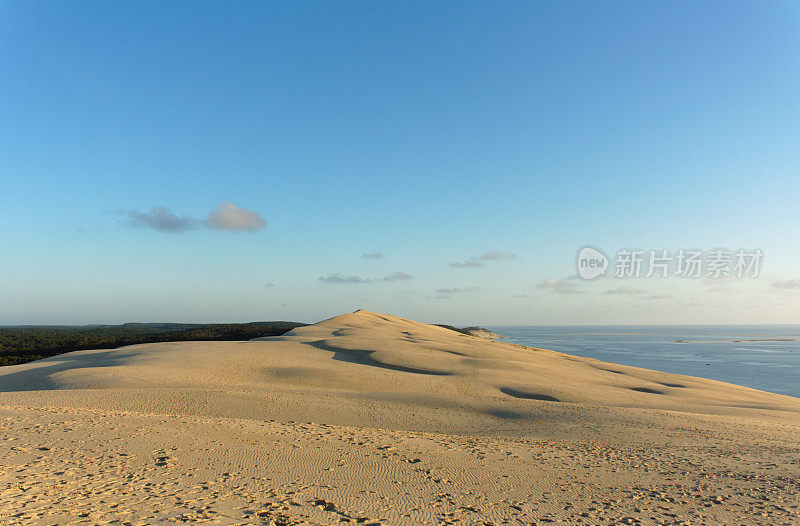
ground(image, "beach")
xmin=2 ymin=310 xmax=799 ymax=525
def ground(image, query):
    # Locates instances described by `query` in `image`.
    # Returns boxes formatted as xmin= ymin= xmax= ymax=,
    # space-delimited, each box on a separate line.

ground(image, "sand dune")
xmin=1 ymin=310 xmax=798 ymax=525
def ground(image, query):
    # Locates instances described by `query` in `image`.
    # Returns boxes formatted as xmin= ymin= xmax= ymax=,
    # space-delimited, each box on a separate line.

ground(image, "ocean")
xmin=488 ymin=325 xmax=800 ymax=399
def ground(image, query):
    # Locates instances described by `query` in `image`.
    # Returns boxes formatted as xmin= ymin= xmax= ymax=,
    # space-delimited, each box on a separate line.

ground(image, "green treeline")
xmin=434 ymin=324 xmax=483 ymax=335
xmin=0 ymin=321 xmax=306 ymax=366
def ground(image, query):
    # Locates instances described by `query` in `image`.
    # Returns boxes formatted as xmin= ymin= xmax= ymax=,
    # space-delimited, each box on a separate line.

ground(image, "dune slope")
xmin=1 ymin=310 xmax=798 ymax=525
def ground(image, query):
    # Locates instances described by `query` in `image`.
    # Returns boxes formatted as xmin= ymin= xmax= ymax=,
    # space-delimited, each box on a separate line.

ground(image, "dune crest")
xmin=1 ymin=309 xmax=798 ymax=432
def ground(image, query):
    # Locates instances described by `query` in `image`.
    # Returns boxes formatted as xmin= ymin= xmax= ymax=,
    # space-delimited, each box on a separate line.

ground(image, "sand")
xmin=1 ymin=309 xmax=798 ymax=525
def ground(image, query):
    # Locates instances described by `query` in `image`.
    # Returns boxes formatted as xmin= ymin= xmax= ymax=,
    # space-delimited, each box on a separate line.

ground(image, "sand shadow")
xmin=0 ymin=347 xmax=147 ymax=392
xmin=629 ymin=387 xmax=664 ymax=394
xmin=486 ymin=408 xmax=528 ymax=420
xmin=306 ymin=340 xmax=452 ymax=376
xmin=499 ymin=387 xmax=561 ymax=402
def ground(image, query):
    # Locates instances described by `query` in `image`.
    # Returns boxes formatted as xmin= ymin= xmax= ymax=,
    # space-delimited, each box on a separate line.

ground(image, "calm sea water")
xmin=487 ymin=325 xmax=800 ymax=399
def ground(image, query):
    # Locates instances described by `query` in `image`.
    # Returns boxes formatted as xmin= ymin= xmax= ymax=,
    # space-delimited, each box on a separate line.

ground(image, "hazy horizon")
xmin=5 ymin=317 xmax=800 ymax=329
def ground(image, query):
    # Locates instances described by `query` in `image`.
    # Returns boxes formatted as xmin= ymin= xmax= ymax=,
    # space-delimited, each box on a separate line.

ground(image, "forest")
xmin=0 ymin=321 xmax=306 ymax=366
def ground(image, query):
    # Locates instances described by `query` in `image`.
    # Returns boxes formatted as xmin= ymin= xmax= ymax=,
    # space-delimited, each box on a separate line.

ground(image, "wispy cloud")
xmin=319 ymin=270 xmax=413 ymax=283
xmin=604 ymin=285 xmax=644 ymax=295
xmin=383 ymin=271 xmax=413 ymax=281
xmin=126 ymin=206 xmax=200 ymax=232
xmin=771 ymin=279 xmax=800 ymax=289
xmin=319 ymin=273 xmax=372 ymax=284
xmin=449 ymin=250 xmax=517 ymax=268
xmin=435 ymin=287 xmax=479 ymax=294
xmin=362 ymin=252 xmax=385 ymax=260
xmin=476 ymin=251 xmax=517 ymax=261
xmin=124 ymin=202 xmax=266 ymax=233
xmin=536 ymin=278 xmax=584 ymax=294
xmin=449 ymin=260 xmax=484 ymax=268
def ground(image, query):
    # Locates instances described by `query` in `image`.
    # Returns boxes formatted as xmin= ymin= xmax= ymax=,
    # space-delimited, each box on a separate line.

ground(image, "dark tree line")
xmin=434 ymin=324 xmax=483 ymax=335
xmin=0 ymin=321 xmax=306 ymax=366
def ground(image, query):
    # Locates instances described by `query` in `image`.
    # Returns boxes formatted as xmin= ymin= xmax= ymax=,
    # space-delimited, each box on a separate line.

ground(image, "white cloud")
xmin=206 ymin=201 xmax=266 ymax=232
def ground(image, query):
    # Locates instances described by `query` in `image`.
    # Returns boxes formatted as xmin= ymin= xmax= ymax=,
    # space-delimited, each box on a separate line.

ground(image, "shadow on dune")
xmin=499 ymin=387 xmax=561 ymax=402
xmin=0 ymin=348 xmax=145 ymax=392
xmin=629 ymin=387 xmax=664 ymax=395
xmin=486 ymin=408 xmax=529 ymax=420
xmin=306 ymin=339 xmax=453 ymax=376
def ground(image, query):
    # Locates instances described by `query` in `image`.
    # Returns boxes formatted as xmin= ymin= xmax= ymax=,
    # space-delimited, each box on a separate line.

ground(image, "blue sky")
xmin=2 ymin=1 xmax=799 ymax=325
